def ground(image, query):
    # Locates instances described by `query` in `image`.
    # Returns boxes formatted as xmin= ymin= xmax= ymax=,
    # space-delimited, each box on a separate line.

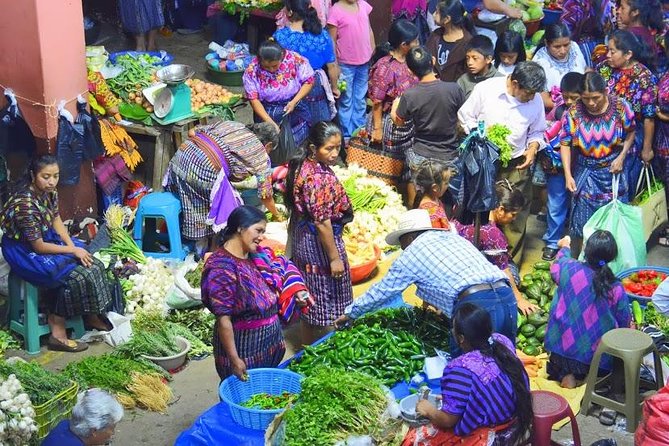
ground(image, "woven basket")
xmin=34 ymin=381 xmax=79 ymax=440
xmin=346 ymin=135 xmax=404 ymax=185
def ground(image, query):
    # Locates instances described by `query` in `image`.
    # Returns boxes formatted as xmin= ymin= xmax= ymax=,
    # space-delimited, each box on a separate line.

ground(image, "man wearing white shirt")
xmin=458 ymin=61 xmax=546 ymax=265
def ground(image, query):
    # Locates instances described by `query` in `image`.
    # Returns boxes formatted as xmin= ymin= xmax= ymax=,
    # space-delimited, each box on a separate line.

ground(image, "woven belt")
xmin=458 ymin=279 xmax=509 ymax=300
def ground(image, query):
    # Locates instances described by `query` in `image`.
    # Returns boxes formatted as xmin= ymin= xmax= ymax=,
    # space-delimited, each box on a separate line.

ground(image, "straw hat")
xmin=385 ymin=209 xmax=450 ymax=246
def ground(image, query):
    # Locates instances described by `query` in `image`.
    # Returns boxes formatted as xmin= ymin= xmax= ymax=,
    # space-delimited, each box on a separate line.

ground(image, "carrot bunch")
xmin=517 ymin=350 xmax=542 ymax=378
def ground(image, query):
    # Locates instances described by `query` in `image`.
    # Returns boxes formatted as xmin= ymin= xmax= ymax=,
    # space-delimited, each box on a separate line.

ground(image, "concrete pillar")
xmin=0 ymin=0 xmax=97 ymax=219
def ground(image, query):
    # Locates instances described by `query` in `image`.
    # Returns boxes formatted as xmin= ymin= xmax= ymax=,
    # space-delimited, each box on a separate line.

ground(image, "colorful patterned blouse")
xmin=597 ymin=61 xmax=658 ymax=121
xmin=201 ymin=248 xmax=278 ymax=322
xmin=273 ymin=27 xmax=336 ymax=71
xmin=292 ymin=158 xmax=352 ymax=223
xmin=560 ymin=0 xmax=614 ymax=41
xmin=0 ymin=189 xmax=59 ymax=242
xmin=368 ymin=55 xmax=419 ymax=113
xmin=544 ymin=248 xmax=631 ymax=367
xmin=559 ymin=95 xmax=636 ymax=159
xmin=418 ymin=200 xmax=450 ymax=229
xmin=243 ymin=50 xmax=315 ymax=103
xmin=454 ymin=221 xmax=510 ymax=270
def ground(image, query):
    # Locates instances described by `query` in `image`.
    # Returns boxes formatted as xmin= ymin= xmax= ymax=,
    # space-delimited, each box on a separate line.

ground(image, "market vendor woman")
xmin=0 ymin=156 xmax=113 ymax=352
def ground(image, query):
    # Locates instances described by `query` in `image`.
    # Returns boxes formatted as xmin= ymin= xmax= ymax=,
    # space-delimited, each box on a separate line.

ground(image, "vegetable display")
xmin=642 ymin=303 xmax=669 ymax=337
xmin=185 ymin=261 xmax=204 ymax=288
xmin=241 ymin=391 xmax=296 ymax=410
xmin=622 ymin=270 xmax=668 ymax=297
xmin=516 ymin=261 xmax=556 ymax=356
xmin=282 ymin=368 xmax=392 ymax=446
xmin=123 ymin=257 xmax=174 ymax=314
xmin=0 ymin=361 xmax=72 ymax=406
xmin=107 ymin=54 xmax=157 ymax=101
xmin=0 ymin=330 xmax=20 ymax=356
xmin=0 ymin=374 xmax=38 ymax=445
xmin=167 ymin=308 xmax=215 ymax=346
xmin=486 ymin=124 xmax=513 ymax=168
xmin=185 ymin=79 xmax=241 ymax=112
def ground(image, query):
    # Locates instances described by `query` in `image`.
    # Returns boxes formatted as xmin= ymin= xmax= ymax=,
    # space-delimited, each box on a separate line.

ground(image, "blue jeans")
xmin=450 ymin=284 xmax=517 ymax=357
xmin=543 ymin=173 xmax=569 ymax=249
xmin=338 ymin=63 xmax=369 ymax=138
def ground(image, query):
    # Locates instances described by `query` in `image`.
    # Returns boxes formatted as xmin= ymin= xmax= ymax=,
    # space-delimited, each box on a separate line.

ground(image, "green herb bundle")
xmin=644 ymin=303 xmax=669 ymax=337
xmin=166 ymin=323 xmax=211 ymax=357
xmin=283 ymin=368 xmax=388 ymax=446
xmin=0 ymin=330 xmax=20 ymax=355
xmin=167 ymin=308 xmax=215 ymax=346
xmin=0 ymin=360 xmax=72 ymax=405
xmin=184 ymin=262 xmax=204 ymax=288
xmin=487 ymin=124 xmax=514 ymax=168
xmin=114 ymin=328 xmax=181 ymax=358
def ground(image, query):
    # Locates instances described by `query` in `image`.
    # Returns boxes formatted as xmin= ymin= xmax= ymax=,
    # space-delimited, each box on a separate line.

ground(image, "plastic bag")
xmin=0 ymin=90 xmax=36 ymax=156
xmin=76 ymin=99 xmax=105 ymax=160
xmin=174 ymin=255 xmax=202 ymax=301
xmin=166 ymin=285 xmax=202 ymax=309
xmin=635 ymin=384 xmax=669 ymax=445
xmin=56 ymin=114 xmax=85 ymax=186
xmin=456 ymin=129 xmax=500 ymax=220
xmin=270 ymin=117 xmax=297 ymax=167
xmin=580 ymin=175 xmax=646 ymax=275
xmin=633 ymin=164 xmax=668 ymax=241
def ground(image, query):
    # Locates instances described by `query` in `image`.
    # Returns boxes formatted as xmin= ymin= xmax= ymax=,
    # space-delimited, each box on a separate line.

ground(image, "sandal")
xmin=659 ymin=236 xmax=669 ymax=247
xmin=598 ymin=408 xmax=617 ymax=426
xmin=47 ymin=335 xmax=88 ymax=353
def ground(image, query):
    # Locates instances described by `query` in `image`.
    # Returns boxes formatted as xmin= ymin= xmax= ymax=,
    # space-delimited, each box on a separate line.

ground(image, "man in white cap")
xmin=334 ymin=209 xmax=518 ymax=353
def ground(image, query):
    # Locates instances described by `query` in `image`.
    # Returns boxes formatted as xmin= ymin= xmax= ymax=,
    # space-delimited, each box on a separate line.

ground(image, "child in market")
xmin=412 ymin=159 xmax=452 ymax=229
xmin=541 ymin=72 xmax=583 ymax=261
xmin=544 ymin=231 xmax=631 ymax=389
xmin=494 ymin=30 xmax=526 ymax=76
xmin=327 ymin=0 xmax=374 ymax=140
xmin=456 ymin=35 xmax=503 ymax=99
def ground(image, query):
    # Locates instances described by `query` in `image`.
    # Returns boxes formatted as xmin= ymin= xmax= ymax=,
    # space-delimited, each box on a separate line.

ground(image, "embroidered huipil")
xmin=292 ymin=159 xmax=351 ymax=223
xmin=243 ymin=50 xmax=315 ymax=103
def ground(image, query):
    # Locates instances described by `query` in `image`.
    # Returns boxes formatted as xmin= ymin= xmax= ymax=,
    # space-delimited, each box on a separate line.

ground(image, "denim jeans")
xmin=543 ymin=173 xmax=570 ymax=249
xmin=338 ymin=63 xmax=369 ymax=138
xmin=450 ymin=284 xmax=517 ymax=357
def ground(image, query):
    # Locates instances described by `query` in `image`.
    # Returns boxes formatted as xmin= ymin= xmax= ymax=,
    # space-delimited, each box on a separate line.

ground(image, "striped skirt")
xmin=54 ymin=259 xmax=114 ymax=318
xmin=118 ymin=0 xmax=165 ymax=34
xmin=291 ymin=223 xmax=353 ymax=327
xmin=212 ymin=317 xmax=285 ymax=381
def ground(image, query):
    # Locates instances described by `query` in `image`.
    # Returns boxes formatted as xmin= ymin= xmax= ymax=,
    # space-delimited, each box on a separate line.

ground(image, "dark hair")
xmin=371 ymin=19 xmax=419 ymax=65
xmin=583 ymin=230 xmax=619 ymax=300
xmin=284 ymin=0 xmax=322 ymax=35
xmin=609 ymin=29 xmax=653 ymax=69
xmin=536 ymin=23 xmax=571 ymax=54
xmin=16 ymin=154 xmax=59 ymax=190
xmin=247 ymin=122 xmax=279 ymax=149
xmin=560 ymin=72 xmax=584 ymax=93
xmin=465 ymin=35 xmax=494 ymax=58
xmin=435 ymin=0 xmax=477 ymax=36
xmin=412 ymin=159 xmax=451 ymax=209
xmin=406 ymin=46 xmax=434 ymax=78
xmin=627 ymin=0 xmax=664 ymax=33
xmin=494 ymin=30 xmax=526 ymax=67
xmin=495 ymin=180 xmax=524 ymax=212
xmin=510 ymin=61 xmax=547 ymax=93
xmin=452 ymin=303 xmax=533 ymax=444
xmin=284 ymin=121 xmax=342 ymax=211
xmin=580 ymin=71 xmax=607 ymax=94
xmin=221 ymin=206 xmax=267 ymax=243
xmin=257 ymin=39 xmax=285 ymax=63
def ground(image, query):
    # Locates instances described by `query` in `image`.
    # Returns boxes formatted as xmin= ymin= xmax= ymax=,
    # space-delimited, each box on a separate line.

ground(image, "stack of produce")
xmin=107 ymin=54 xmax=158 ymax=102
xmin=332 ymin=164 xmax=406 ymax=254
xmin=122 ymin=258 xmax=173 ymax=314
xmin=516 ymin=261 xmax=555 ymax=356
xmin=241 ymin=391 xmax=296 ymax=410
xmin=621 ymin=270 xmax=668 ymax=298
xmin=167 ymin=308 xmax=215 ymax=347
xmin=87 ymin=70 xmax=121 ymax=117
xmin=509 ymin=0 xmax=544 ymax=20
xmin=281 ymin=368 xmax=401 ymax=446
xmin=630 ymin=303 xmax=669 ymax=368
xmin=185 ymin=78 xmax=241 ymax=114
xmin=0 ymin=374 xmax=38 ymax=445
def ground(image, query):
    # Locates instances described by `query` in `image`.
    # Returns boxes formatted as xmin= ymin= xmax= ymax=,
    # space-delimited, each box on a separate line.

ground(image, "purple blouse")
xmin=242 ymin=50 xmax=315 ymax=103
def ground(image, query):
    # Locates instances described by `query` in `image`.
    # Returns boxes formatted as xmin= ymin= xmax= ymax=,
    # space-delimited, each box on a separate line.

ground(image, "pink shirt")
xmin=327 ymin=1 xmax=373 ymax=65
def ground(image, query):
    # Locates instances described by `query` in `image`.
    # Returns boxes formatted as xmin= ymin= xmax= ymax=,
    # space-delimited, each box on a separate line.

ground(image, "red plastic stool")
xmin=527 ymin=390 xmax=582 ymax=446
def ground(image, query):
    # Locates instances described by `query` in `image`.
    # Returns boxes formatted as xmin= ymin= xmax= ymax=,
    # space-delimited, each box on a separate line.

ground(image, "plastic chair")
xmin=524 ymin=390 xmax=581 ymax=446
xmin=133 ymin=192 xmax=187 ymax=260
xmin=7 ymin=272 xmax=85 ymax=355
xmin=581 ymin=328 xmax=664 ymax=433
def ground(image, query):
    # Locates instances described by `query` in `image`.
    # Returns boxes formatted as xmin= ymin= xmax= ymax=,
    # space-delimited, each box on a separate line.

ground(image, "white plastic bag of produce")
xmin=80 ymin=311 xmax=132 ymax=347
xmin=174 ymin=255 xmax=202 ymax=301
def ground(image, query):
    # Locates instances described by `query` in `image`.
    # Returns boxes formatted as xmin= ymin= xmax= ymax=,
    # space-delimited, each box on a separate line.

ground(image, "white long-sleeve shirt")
xmin=457 ymin=76 xmax=546 ymax=159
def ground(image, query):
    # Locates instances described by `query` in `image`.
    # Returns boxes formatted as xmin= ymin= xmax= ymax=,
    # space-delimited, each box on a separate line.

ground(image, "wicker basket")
xmin=219 ymin=368 xmax=303 ymax=430
xmin=34 ymin=381 xmax=79 ymax=440
xmin=346 ymin=135 xmax=404 ymax=186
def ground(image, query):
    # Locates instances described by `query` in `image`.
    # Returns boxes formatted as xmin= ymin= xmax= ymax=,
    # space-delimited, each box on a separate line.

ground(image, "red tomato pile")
xmin=544 ymin=0 xmax=561 ymax=10
xmin=622 ymin=270 xmax=668 ymax=297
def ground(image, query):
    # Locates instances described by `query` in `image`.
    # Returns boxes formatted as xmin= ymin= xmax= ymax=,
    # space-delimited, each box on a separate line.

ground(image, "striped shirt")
xmin=345 ymin=230 xmax=506 ymax=319
xmin=442 ymin=334 xmax=522 ymax=436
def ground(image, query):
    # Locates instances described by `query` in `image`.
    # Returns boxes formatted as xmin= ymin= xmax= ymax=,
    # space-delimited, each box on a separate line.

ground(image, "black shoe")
xmin=542 ymin=247 xmax=558 ymax=261
xmin=537 ymin=213 xmax=547 ymax=223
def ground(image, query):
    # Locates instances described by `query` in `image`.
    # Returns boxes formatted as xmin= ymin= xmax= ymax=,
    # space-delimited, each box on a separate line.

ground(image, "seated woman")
xmin=0 ymin=156 xmax=113 ymax=352
xmin=42 ymin=389 xmax=124 ymax=446
xmin=164 ymin=120 xmax=282 ymax=246
xmin=544 ymin=231 xmax=631 ymax=389
xmin=403 ymin=303 xmax=532 ymax=445
xmin=201 ymin=206 xmax=310 ymax=381
xmin=455 ymin=181 xmax=539 ymax=315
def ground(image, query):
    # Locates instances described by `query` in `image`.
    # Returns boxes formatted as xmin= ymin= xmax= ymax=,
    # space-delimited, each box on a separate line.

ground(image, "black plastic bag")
xmin=270 ymin=117 xmax=297 ymax=166
xmin=76 ymin=101 xmax=105 ymax=160
xmin=456 ymin=132 xmax=500 ymax=221
xmin=0 ymin=93 xmax=36 ymax=156
xmin=56 ymin=115 xmax=85 ymax=186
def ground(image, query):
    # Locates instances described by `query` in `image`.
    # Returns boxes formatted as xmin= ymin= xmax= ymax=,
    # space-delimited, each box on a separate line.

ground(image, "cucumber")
xmin=520 ymin=324 xmax=536 ymax=336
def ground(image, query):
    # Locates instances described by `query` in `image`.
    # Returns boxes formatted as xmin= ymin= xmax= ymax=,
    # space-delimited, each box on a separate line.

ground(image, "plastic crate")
xmin=34 ymin=381 xmax=79 ymax=440
xmin=617 ymin=267 xmax=669 ymax=306
xmin=219 ymin=368 xmax=303 ymax=430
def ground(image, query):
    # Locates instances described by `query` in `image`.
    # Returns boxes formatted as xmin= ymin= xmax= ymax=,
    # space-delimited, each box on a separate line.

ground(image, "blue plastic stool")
xmin=133 ymin=192 xmax=187 ymax=260
xmin=7 ymin=272 xmax=85 ymax=355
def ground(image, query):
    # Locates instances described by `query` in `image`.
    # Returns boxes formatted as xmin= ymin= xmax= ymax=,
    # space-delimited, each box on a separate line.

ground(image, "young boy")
xmin=456 ymin=35 xmax=503 ymax=99
xmin=541 ymin=72 xmax=583 ymax=261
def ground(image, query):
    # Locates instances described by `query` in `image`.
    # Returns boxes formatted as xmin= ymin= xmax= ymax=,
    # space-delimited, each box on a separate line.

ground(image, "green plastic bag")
xmin=580 ymin=174 xmax=646 ymax=275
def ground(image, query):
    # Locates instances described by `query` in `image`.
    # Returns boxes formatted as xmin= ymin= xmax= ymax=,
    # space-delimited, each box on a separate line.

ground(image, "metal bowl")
xmin=156 ymin=64 xmax=195 ymax=85
xmin=399 ymin=393 xmax=440 ymax=427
